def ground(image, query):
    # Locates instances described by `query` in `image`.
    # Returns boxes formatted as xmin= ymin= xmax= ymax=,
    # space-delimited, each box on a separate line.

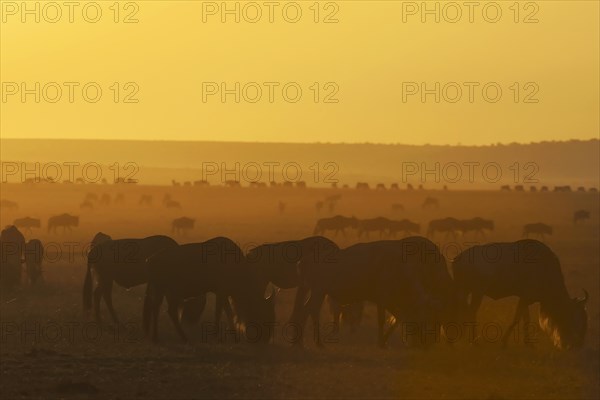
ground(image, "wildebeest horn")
xmin=266 ymin=287 xmax=277 ymax=301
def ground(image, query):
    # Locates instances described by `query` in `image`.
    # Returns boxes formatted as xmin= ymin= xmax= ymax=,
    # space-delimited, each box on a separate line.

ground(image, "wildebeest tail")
xmin=83 ymin=258 xmax=93 ymax=312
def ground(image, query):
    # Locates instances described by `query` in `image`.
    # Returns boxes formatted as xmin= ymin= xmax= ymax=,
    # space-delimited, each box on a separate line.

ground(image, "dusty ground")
xmin=1 ymin=183 xmax=599 ymax=399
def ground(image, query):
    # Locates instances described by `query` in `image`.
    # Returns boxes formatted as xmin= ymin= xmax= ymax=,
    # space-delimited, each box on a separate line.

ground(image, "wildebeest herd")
xmin=0 ymin=222 xmax=590 ymax=351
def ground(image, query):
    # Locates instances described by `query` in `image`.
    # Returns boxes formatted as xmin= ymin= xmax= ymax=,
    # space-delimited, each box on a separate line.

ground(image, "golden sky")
xmin=1 ymin=0 xmax=598 ymax=145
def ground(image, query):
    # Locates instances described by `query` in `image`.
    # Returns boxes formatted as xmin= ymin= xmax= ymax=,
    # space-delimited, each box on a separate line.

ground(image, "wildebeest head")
xmin=539 ymin=289 xmax=588 ymax=350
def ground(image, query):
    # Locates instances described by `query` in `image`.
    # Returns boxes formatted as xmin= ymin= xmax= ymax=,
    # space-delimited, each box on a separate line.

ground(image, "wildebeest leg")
xmin=522 ymin=305 xmax=533 ymax=346
xmin=215 ymin=294 xmax=225 ymax=341
xmin=377 ymin=305 xmax=388 ymax=348
xmin=93 ymin=285 xmax=103 ymax=322
xmin=151 ymin=292 xmax=164 ymax=342
xmin=307 ymin=291 xmax=326 ymax=347
xmin=290 ymin=286 xmax=308 ymax=323
xmin=222 ymin=298 xmax=235 ymax=330
xmin=502 ymin=298 xmax=527 ymax=348
xmin=467 ymin=293 xmax=483 ymax=343
xmin=167 ymin=297 xmax=188 ymax=343
xmin=102 ymin=281 xmax=119 ymax=324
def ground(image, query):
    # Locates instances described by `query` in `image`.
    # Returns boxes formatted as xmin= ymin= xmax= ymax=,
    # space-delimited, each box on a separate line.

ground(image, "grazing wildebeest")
xmin=292 ymin=237 xmax=456 ymax=347
xmin=388 ymin=219 xmax=420 ymax=238
xmin=83 ymin=235 xmax=178 ymax=323
xmin=407 ymin=183 xmax=414 ymax=190
xmin=460 ymin=217 xmax=494 ymax=239
xmin=47 ymin=213 xmax=79 ymax=234
xmin=573 ymin=210 xmax=590 ymax=224
xmin=13 ymin=217 xmax=41 ymax=233
xmin=0 ymin=225 xmax=25 ymax=291
xmin=453 ymin=240 xmax=588 ymax=349
xmin=422 ymin=196 xmax=439 ymax=209
xmin=357 ymin=217 xmax=391 ymax=239
xmin=80 ymin=200 xmax=94 ymax=210
xmin=427 ymin=217 xmax=461 ymax=240
xmin=554 ymin=185 xmax=572 ymax=192
xmin=246 ymin=236 xmax=340 ymax=325
xmin=328 ymin=297 xmax=364 ymax=333
xmin=313 ymin=215 xmax=358 ymax=237
xmin=139 ymin=194 xmax=153 ymax=206
xmin=589 ymin=187 xmax=598 ymax=192
xmin=540 ymin=186 xmax=549 ymax=192
xmin=24 ymin=239 xmax=43 ymax=284
xmin=523 ymin=223 xmax=553 ymax=240
xmin=356 ymin=182 xmax=370 ymax=190
xmin=144 ymin=237 xmax=276 ymax=343
xmin=172 ymin=217 xmax=195 ymax=235
xmin=0 ymin=199 xmax=19 ymax=211
xmin=577 ymin=186 xmax=586 ymax=192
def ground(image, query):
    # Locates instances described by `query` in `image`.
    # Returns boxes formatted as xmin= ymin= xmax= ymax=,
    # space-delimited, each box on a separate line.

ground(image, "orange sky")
xmin=1 ymin=1 xmax=598 ymax=145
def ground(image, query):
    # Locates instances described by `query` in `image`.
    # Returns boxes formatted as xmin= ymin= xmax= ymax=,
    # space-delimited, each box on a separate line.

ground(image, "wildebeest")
xmin=515 ymin=185 xmax=525 ymax=192
xmin=460 ymin=217 xmax=494 ymax=239
xmin=292 ymin=237 xmax=456 ymax=347
xmin=90 ymin=232 xmax=112 ymax=249
xmin=114 ymin=193 xmax=125 ymax=204
xmin=83 ymin=235 xmax=178 ymax=323
xmin=500 ymin=185 xmax=511 ymax=191
xmin=246 ymin=236 xmax=340 ymax=325
xmin=376 ymin=183 xmax=386 ymax=190
xmin=225 ymin=180 xmax=241 ymax=188
xmin=24 ymin=239 xmax=44 ymax=284
xmin=13 ymin=217 xmax=41 ymax=233
xmin=358 ymin=217 xmax=391 ymax=239
xmin=315 ymin=201 xmax=324 ymax=213
xmin=523 ymin=223 xmax=553 ymax=240
xmin=144 ymin=237 xmax=276 ymax=343
xmin=453 ymin=240 xmax=588 ymax=349
xmin=47 ymin=213 xmax=79 ymax=234
xmin=165 ymin=199 xmax=181 ymax=209
xmin=427 ymin=217 xmax=461 ymax=240
xmin=313 ymin=215 xmax=358 ymax=237
xmin=356 ymin=182 xmax=370 ymax=190
xmin=0 ymin=199 xmax=18 ymax=210
xmin=328 ymin=297 xmax=364 ymax=333
xmin=139 ymin=194 xmax=153 ymax=206
xmin=388 ymin=219 xmax=420 ymax=238
xmin=573 ymin=210 xmax=590 ymax=224
xmin=80 ymin=200 xmax=94 ymax=210
xmin=422 ymin=196 xmax=439 ymax=209
xmin=84 ymin=192 xmax=98 ymax=202
xmin=554 ymin=185 xmax=572 ymax=192
xmin=0 ymin=225 xmax=25 ymax=291
xmin=172 ymin=217 xmax=195 ymax=235
xmin=99 ymin=193 xmax=111 ymax=206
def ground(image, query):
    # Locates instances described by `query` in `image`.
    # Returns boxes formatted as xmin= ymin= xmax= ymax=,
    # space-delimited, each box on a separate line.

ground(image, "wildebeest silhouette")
xmin=390 ymin=183 xmax=399 ymax=190
xmin=80 ymin=200 xmax=94 ymax=210
xmin=90 ymin=232 xmax=112 ymax=249
xmin=194 ymin=180 xmax=210 ymax=187
xmin=356 ymin=182 xmax=369 ymax=190
xmin=144 ymin=237 xmax=276 ymax=343
xmin=500 ymin=185 xmax=511 ymax=191
xmin=391 ymin=203 xmax=404 ymax=212
xmin=84 ymin=192 xmax=98 ymax=202
xmin=47 ymin=214 xmax=79 ymax=234
xmin=172 ymin=217 xmax=195 ymax=235
xmin=540 ymin=186 xmax=549 ymax=192
xmin=296 ymin=181 xmax=307 ymax=189
xmin=376 ymin=183 xmax=386 ymax=190
xmin=139 ymin=194 xmax=153 ymax=206
xmin=577 ymin=186 xmax=586 ymax=192
xmin=314 ymin=215 xmax=359 ymax=237
xmin=83 ymin=235 xmax=178 ymax=323
xmin=388 ymin=219 xmax=420 ymax=238
xmin=589 ymin=187 xmax=598 ymax=192
xmin=422 ymin=196 xmax=439 ymax=209
xmin=247 ymin=236 xmax=339 ymax=324
xmin=453 ymin=240 xmax=588 ymax=349
xmin=460 ymin=217 xmax=494 ymax=239
xmin=114 ymin=193 xmax=125 ymax=204
xmin=184 ymin=181 xmax=191 ymax=187
xmin=282 ymin=181 xmax=294 ymax=188
xmin=0 ymin=199 xmax=19 ymax=210
xmin=554 ymin=185 xmax=572 ymax=192
xmin=99 ymin=193 xmax=111 ymax=206
xmin=292 ymin=237 xmax=456 ymax=347
xmin=523 ymin=223 xmax=553 ymax=240
xmin=515 ymin=185 xmax=524 ymax=192
xmin=573 ymin=210 xmax=590 ymax=224
xmin=358 ymin=217 xmax=391 ymax=239
xmin=225 ymin=180 xmax=241 ymax=188
xmin=407 ymin=183 xmax=414 ymax=190
xmin=530 ymin=186 xmax=537 ymax=192
xmin=24 ymin=239 xmax=43 ymax=285
xmin=13 ymin=217 xmax=41 ymax=233
xmin=0 ymin=225 xmax=25 ymax=291
xmin=427 ymin=217 xmax=461 ymax=240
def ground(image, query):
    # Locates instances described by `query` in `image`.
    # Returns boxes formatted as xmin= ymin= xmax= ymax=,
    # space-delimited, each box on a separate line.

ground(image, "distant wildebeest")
xmin=114 ymin=193 xmax=125 ymax=204
xmin=376 ymin=183 xmax=386 ymax=190
xmin=247 ymin=236 xmax=340 ymax=324
xmin=278 ymin=201 xmax=286 ymax=214
xmin=13 ymin=217 xmax=41 ymax=233
xmin=24 ymin=239 xmax=43 ymax=285
xmin=460 ymin=217 xmax=494 ymax=239
xmin=172 ymin=179 xmax=181 ymax=186
xmin=325 ymin=194 xmax=342 ymax=203
xmin=80 ymin=200 xmax=94 ymax=210
xmin=144 ymin=237 xmax=276 ymax=343
xmin=515 ymin=185 xmax=524 ymax=192
xmin=0 ymin=199 xmax=19 ymax=210
xmin=313 ymin=215 xmax=359 ymax=237
xmin=422 ymin=196 xmax=439 ymax=209
xmin=500 ymin=185 xmax=511 ymax=191
xmin=407 ymin=183 xmax=414 ymax=190
xmin=0 ymin=225 xmax=25 ymax=291
xmin=387 ymin=219 xmax=420 ymax=238
xmin=296 ymin=181 xmax=307 ymax=189
xmin=184 ymin=181 xmax=191 ymax=187
xmin=83 ymin=235 xmax=178 ymax=323
xmin=427 ymin=217 xmax=461 ymax=240
xmin=225 ymin=180 xmax=241 ymax=188
xmin=589 ymin=187 xmax=598 ymax=193
xmin=194 ymin=180 xmax=210 ymax=187
xmin=418 ymin=184 xmax=424 ymax=190
xmin=282 ymin=181 xmax=293 ymax=188
xmin=84 ymin=192 xmax=98 ymax=202
xmin=315 ymin=201 xmax=324 ymax=213
xmin=523 ymin=223 xmax=553 ymax=240
xmin=99 ymin=193 xmax=111 ymax=205
xmin=172 ymin=217 xmax=195 ymax=235
xmin=453 ymin=240 xmax=589 ymax=349
xmin=576 ymin=186 xmax=586 ymax=192
xmin=540 ymin=186 xmax=549 ymax=192
xmin=139 ymin=194 xmax=153 ymax=206
xmin=390 ymin=183 xmax=399 ymax=190
xmin=391 ymin=203 xmax=404 ymax=212
xmin=358 ymin=217 xmax=391 ymax=239
xmin=530 ymin=186 xmax=537 ymax=192
xmin=292 ymin=237 xmax=456 ymax=347
xmin=356 ymin=182 xmax=370 ymax=190
xmin=165 ymin=200 xmax=181 ymax=209
xmin=47 ymin=213 xmax=79 ymax=234
xmin=573 ymin=210 xmax=590 ymax=224
xmin=554 ymin=185 xmax=572 ymax=192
